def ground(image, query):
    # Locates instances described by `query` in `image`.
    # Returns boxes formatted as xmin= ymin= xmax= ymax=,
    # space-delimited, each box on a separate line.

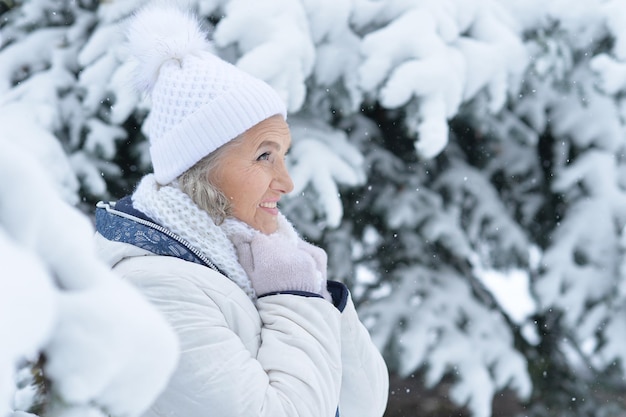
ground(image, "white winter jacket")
xmin=95 ymin=200 xmax=388 ymax=417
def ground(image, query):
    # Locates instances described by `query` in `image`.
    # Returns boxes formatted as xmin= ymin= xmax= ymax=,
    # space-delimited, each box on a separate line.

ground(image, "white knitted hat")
xmin=126 ymin=4 xmax=287 ymax=185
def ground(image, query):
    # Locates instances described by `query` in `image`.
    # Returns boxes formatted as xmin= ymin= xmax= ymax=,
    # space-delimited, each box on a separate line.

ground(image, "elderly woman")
xmin=95 ymin=4 xmax=388 ymax=417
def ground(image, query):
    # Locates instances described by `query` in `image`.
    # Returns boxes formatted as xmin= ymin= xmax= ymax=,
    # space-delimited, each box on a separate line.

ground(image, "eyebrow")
xmin=257 ymin=140 xmax=290 ymax=151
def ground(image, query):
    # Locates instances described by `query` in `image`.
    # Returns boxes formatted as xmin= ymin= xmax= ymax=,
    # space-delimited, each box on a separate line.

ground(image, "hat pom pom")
xmin=126 ymin=4 xmax=210 ymax=94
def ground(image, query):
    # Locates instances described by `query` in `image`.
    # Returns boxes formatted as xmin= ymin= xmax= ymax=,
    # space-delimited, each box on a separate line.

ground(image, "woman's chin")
xmin=257 ymin=219 xmax=279 ymax=235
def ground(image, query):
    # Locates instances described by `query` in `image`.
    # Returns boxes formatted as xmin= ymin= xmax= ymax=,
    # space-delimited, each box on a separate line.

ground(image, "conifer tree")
xmin=2 ymin=1 xmax=626 ymax=416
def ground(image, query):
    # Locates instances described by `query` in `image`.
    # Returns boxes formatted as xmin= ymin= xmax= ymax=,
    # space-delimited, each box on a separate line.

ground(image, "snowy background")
xmin=2 ymin=0 xmax=626 ymax=416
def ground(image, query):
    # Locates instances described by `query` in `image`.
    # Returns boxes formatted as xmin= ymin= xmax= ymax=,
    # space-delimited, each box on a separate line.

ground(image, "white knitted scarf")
xmin=131 ymin=174 xmax=299 ymax=301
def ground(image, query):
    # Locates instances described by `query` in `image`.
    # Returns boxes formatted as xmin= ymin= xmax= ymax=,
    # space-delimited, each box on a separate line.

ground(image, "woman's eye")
xmin=257 ymin=152 xmax=271 ymax=161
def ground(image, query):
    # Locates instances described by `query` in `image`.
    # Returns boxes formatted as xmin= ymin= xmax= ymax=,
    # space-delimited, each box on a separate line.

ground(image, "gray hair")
xmin=178 ymin=138 xmax=242 ymax=224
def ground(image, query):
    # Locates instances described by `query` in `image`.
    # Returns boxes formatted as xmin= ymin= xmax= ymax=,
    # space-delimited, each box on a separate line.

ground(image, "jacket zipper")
xmin=97 ymin=201 xmax=224 ymax=276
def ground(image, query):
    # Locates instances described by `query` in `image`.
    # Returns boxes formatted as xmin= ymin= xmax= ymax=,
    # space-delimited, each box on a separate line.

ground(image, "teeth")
xmin=260 ymin=202 xmax=277 ymax=208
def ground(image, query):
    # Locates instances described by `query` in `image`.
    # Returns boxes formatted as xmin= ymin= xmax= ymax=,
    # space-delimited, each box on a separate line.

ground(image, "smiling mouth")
xmin=259 ymin=201 xmax=277 ymax=209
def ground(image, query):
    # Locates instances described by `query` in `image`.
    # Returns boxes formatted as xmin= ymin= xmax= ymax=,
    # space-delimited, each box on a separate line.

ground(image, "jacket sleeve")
xmin=329 ymin=282 xmax=389 ymax=417
xmin=118 ymin=256 xmax=342 ymax=417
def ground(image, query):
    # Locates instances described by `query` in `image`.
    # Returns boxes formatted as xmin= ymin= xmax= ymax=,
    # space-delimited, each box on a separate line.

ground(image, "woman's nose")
xmin=274 ymin=159 xmax=294 ymax=194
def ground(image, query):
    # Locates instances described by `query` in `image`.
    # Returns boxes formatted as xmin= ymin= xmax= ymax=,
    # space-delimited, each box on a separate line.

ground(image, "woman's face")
xmin=210 ymin=115 xmax=294 ymax=234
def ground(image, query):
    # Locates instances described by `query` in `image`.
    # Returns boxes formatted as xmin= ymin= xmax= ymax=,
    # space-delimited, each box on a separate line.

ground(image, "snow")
xmin=3 ymin=0 xmax=626 ymax=416
xmin=45 ymin=278 xmax=179 ymax=417
xmin=78 ymin=52 xmax=120 ymax=112
xmin=0 ymin=28 xmax=65 ymax=94
xmin=590 ymin=54 xmax=626 ymax=94
xmin=0 ymin=136 xmax=178 ymax=415
xmin=356 ymin=0 xmax=529 ymax=158
xmin=78 ymin=24 xmax=125 ymax=68
xmin=215 ymin=0 xmax=315 ymax=111
xmin=287 ymin=118 xmax=366 ymax=227
xmin=0 ymin=231 xmax=56 ymax=417
xmin=476 ymin=268 xmax=536 ymax=324
xmin=0 ymin=102 xmax=78 ymax=204
xmin=604 ymin=0 xmax=626 ymax=59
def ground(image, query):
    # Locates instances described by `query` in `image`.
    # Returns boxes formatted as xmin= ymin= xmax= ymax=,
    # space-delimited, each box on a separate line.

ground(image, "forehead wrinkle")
xmin=256 ymin=140 xmax=283 ymax=151
xmin=243 ymin=116 xmax=292 ymax=152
